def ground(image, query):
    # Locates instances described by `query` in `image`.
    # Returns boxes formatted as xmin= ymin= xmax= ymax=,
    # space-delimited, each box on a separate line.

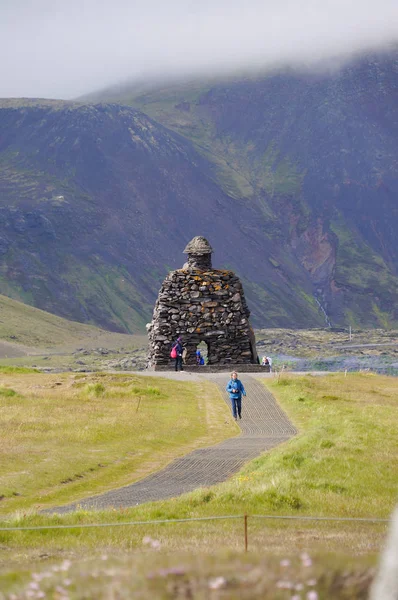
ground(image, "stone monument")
xmin=147 ymin=236 xmax=262 ymax=371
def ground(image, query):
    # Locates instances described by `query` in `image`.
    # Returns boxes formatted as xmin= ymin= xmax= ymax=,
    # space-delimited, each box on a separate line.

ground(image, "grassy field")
xmin=0 ymin=293 xmax=140 ymax=353
xmin=0 ymin=372 xmax=236 ymax=515
xmin=0 ymin=292 xmax=148 ymax=372
xmin=0 ymin=372 xmax=397 ymax=598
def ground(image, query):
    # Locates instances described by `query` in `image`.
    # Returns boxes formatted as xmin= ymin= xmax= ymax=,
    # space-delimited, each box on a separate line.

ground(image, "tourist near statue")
xmin=261 ymin=356 xmax=273 ymax=371
xmin=196 ymin=349 xmax=205 ymax=365
xmin=170 ymin=337 xmax=184 ymax=372
xmin=226 ymin=371 xmax=246 ymax=421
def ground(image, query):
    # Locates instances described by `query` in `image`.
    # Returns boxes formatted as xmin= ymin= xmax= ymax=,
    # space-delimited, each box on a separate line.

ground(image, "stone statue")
xmin=147 ymin=236 xmax=259 ymax=369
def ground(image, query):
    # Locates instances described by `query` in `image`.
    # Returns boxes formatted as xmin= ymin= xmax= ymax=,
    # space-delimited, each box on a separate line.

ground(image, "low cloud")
xmin=1 ymin=0 xmax=398 ymax=99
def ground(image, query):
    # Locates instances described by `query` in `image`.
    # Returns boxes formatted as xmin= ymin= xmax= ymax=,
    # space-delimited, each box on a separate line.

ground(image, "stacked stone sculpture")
xmin=147 ymin=236 xmax=260 ymax=370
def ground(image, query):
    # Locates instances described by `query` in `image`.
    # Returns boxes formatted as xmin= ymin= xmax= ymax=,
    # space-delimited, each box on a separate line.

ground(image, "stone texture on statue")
xmin=147 ymin=236 xmax=259 ymax=368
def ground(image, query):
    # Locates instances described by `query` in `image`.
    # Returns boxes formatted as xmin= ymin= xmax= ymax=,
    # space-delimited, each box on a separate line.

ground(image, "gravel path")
xmin=48 ymin=375 xmax=296 ymax=513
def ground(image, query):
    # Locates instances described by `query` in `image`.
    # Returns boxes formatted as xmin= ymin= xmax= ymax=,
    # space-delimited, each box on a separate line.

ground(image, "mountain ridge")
xmin=1 ymin=51 xmax=398 ymax=331
xmin=87 ymin=50 xmax=398 ymax=329
xmin=0 ymin=101 xmax=325 ymax=331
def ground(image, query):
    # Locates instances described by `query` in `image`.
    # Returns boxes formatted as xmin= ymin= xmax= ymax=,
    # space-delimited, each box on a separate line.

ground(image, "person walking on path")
xmin=226 ymin=371 xmax=246 ymax=420
xmin=172 ymin=337 xmax=184 ymax=372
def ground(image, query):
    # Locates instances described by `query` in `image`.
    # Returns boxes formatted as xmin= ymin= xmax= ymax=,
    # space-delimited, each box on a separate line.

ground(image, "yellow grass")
xmin=0 ymin=372 xmax=396 ymax=592
xmin=0 ymin=373 xmax=396 ymax=560
xmin=0 ymin=372 xmax=236 ymax=515
xmin=0 ymin=293 xmax=144 ymax=359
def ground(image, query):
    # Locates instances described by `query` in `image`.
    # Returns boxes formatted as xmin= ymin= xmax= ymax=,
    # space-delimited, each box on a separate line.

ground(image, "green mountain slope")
xmin=0 ymin=292 xmax=130 ymax=351
xmin=86 ymin=51 xmax=398 ymax=328
xmin=0 ymin=101 xmax=329 ymax=331
xmin=1 ymin=50 xmax=398 ymax=330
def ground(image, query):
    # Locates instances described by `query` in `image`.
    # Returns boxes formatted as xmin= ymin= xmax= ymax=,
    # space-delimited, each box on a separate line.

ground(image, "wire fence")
xmin=0 ymin=513 xmax=390 ymax=532
xmin=0 ymin=513 xmax=390 ymax=553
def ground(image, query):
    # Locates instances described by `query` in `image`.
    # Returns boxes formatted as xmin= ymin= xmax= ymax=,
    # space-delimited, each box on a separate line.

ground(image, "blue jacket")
xmin=226 ymin=378 xmax=246 ymax=399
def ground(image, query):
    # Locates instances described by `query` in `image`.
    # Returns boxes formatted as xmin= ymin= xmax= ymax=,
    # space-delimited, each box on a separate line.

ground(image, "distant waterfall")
xmin=314 ymin=295 xmax=332 ymax=328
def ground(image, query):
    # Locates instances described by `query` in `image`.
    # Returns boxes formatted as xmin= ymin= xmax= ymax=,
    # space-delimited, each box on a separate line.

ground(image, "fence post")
xmin=244 ymin=514 xmax=248 ymax=552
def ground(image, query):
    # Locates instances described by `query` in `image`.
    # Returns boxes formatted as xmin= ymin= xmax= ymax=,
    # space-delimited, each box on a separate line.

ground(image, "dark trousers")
xmin=175 ymin=356 xmax=183 ymax=371
xmin=230 ymin=397 xmax=241 ymax=418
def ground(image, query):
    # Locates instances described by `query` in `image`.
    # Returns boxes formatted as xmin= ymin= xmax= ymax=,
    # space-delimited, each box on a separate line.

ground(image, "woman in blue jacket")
xmin=226 ymin=371 xmax=246 ymax=420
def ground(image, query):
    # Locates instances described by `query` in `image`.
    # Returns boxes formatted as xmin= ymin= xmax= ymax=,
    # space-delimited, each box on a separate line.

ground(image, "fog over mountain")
xmin=1 ymin=0 xmax=398 ymax=98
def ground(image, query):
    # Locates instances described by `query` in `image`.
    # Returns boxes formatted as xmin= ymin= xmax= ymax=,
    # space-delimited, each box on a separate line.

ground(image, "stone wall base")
xmin=151 ymin=364 xmax=270 ymax=373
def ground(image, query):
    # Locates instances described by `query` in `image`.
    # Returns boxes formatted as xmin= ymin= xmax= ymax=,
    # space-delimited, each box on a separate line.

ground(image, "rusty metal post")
xmin=244 ymin=514 xmax=248 ymax=552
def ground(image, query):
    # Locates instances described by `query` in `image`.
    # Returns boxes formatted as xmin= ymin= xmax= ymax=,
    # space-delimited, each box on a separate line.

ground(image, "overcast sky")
xmin=1 ymin=0 xmax=398 ymax=99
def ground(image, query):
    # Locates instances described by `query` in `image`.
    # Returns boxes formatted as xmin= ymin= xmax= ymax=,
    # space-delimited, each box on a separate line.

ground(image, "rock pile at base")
xmin=147 ymin=267 xmax=257 ymax=367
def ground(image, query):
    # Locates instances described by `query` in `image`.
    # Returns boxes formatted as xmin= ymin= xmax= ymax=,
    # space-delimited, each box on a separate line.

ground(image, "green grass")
xmin=0 ymin=293 xmax=148 ymax=375
xmin=0 ymin=373 xmax=394 ymax=598
xmin=0 ymin=387 xmax=18 ymax=397
xmin=0 ymin=366 xmax=39 ymax=374
xmin=0 ymin=291 xmax=146 ymax=370
xmin=121 ymin=372 xmax=396 ymax=523
xmin=0 ymin=293 xmax=135 ymax=350
xmin=0 ymin=373 xmax=396 ymax=552
xmin=330 ymin=216 xmax=398 ymax=328
xmin=0 ymin=374 xmax=398 ymax=600
xmin=262 ymin=373 xmax=398 ymax=516
xmin=116 ymin=81 xmax=306 ymax=203
xmin=0 ymin=372 xmax=236 ymax=515
xmin=63 ymin=257 xmax=152 ymax=333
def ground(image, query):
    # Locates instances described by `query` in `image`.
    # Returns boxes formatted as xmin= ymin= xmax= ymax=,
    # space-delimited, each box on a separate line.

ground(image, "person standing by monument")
xmin=171 ymin=337 xmax=184 ymax=372
xmin=226 ymin=371 xmax=246 ymax=421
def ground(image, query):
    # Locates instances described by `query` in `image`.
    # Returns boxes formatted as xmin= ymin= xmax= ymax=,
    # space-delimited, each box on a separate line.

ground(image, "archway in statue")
xmin=195 ymin=340 xmax=208 ymax=365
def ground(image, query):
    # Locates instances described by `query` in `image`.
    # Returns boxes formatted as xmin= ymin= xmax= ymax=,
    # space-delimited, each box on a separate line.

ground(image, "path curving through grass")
xmin=48 ymin=375 xmax=297 ymax=513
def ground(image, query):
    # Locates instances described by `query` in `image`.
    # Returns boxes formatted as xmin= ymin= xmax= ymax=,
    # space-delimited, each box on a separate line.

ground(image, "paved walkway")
xmin=48 ymin=375 xmax=297 ymax=513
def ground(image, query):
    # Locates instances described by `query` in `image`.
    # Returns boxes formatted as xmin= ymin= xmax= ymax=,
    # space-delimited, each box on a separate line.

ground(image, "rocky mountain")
xmin=0 ymin=100 xmax=322 ymax=331
xmin=1 ymin=50 xmax=398 ymax=331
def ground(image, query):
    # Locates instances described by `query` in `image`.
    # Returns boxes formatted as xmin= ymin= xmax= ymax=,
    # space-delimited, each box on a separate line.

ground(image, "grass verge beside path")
xmin=264 ymin=372 xmax=398 ymax=517
xmin=0 ymin=372 xmax=236 ymax=515
xmin=115 ymin=372 xmax=396 ymax=524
